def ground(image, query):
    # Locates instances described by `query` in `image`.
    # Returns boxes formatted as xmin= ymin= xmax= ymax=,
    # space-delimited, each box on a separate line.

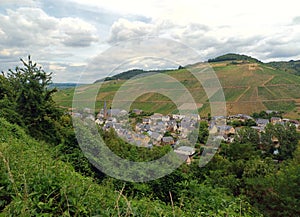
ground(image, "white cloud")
xmin=108 ymin=18 xmax=156 ymax=43
xmin=0 ymin=7 xmax=99 ymax=48
xmin=1 ymin=0 xmax=300 ymax=82
xmin=58 ymin=17 xmax=99 ymax=47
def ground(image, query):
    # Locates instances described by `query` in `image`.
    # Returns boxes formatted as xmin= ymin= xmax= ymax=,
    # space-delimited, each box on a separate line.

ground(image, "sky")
xmin=0 ymin=0 xmax=300 ymax=83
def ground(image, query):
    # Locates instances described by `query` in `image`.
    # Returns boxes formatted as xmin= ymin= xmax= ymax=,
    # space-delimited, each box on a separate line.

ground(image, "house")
xmin=162 ymin=115 xmax=170 ymax=122
xmin=232 ymin=114 xmax=253 ymax=121
xmin=172 ymin=114 xmax=185 ymax=120
xmin=167 ymin=120 xmax=178 ymax=132
xmin=174 ymin=146 xmax=196 ymax=155
xmin=132 ymin=109 xmax=142 ymax=115
xmin=107 ymin=109 xmax=128 ymax=117
xmin=162 ymin=136 xmax=175 ymax=145
xmin=106 ymin=117 xmax=117 ymax=123
xmin=211 ymin=116 xmax=226 ymax=125
xmin=150 ymin=113 xmax=163 ymax=122
xmin=289 ymin=120 xmax=300 ymax=129
xmin=132 ymin=134 xmax=150 ymax=147
xmin=209 ymin=123 xmax=218 ymax=134
xmin=270 ymin=117 xmax=282 ymax=125
xmin=142 ymin=118 xmax=151 ymax=124
xmin=151 ymin=124 xmax=166 ymax=134
xmin=174 ymin=146 xmax=196 ymax=165
xmin=217 ymin=125 xmax=235 ymax=135
xmin=135 ymin=123 xmax=144 ymax=132
xmin=282 ymin=118 xmax=290 ymax=123
xmin=95 ymin=118 xmax=104 ymax=125
xmin=103 ymin=121 xmax=114 ymax=130
xmin=266 ymin=110 xmax=278 ymax=115
xmin=150 ymin=132 xmax=163 ymax=145
xmin=186 ymin=114 xmax=201 ymax=121
xmin=256 ymin=118 xmax=269 ymax=127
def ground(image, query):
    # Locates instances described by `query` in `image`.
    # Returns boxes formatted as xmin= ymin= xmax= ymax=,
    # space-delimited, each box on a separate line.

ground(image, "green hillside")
xmin=0 ymin=118 xmax=264 ymax=216
xmin=54 ymin=55 xmax=300 ymax=119
xmin=208 ymin=53 xmax=261 ymax=63
xmin=2 ymin=56 xmax=300 ymax=216
xmin=267 ymin=60 xmax=300 ymax=76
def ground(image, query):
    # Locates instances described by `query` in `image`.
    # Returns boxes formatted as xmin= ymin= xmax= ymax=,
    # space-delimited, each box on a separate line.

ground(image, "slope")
xmin=53 ymin=57 xmax=300 ymax=119
xmin=0 ymin=118 xmax=177 ymax=216
xmin=0 ymin=118 xmax=261 ymax=216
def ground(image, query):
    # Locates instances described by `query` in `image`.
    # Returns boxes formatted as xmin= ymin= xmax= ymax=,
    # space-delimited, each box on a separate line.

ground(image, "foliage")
xmin=198 ymin=121 xmax=209 ymax=144
xmin=0 ymin=118 xmax=182 ymax=216
xmin=208 ymin=53 xmax=261 ymax=63
xmin=1 ymin=57 xmax=300 ymax=216
xmin=1 ymin=56 xmax=64 ymax=144
xmin=261 ymin=123 xmax=299 ymax=160
xmin=252 ymin=110 xmax=283 ymax=119
xmin=267 ymin=60 xmax=300 ymax=76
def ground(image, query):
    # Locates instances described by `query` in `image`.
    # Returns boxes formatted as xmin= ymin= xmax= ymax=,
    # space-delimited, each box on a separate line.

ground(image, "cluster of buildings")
xmin=73 ymin=104 xmax=299 ymax=163
xmin=208 ymin=113 xmax=299 ymax=145
xmin=96 ymin=105 xmax=200 ymax=149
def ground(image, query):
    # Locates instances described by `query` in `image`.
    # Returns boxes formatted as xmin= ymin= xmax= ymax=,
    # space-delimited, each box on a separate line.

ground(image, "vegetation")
xmin=1 ymin=57 xmax=300 ymax=216
xmin=54 ymin=55 xmax=300 ymax=118
xmin=208 ymin=53 xmax=261 ymax=63
xmin=94 ymin=68 xmax=177 ymax=83
xmin=267 ymin=60 xmax=300 ymax=76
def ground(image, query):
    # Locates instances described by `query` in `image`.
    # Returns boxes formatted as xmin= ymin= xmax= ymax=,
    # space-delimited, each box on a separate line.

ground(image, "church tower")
xmin=103 ymin=100 xmax=107 ymax=119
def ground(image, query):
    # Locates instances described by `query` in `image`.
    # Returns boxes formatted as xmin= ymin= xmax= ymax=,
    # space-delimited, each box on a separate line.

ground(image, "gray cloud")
xmin=81 ymin=37 xmax=200 ymax=83
xmin=1 ymin=2 xmax=300 ymax=82
xmin=0 ymin=6 xmax=100 ymax=77
xmin=0 ymin=7 xmax=99 ymax=49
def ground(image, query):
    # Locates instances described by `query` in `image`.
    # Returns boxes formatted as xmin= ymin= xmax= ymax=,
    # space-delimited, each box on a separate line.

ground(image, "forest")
xmin=0 ymin=57 xmax=299 ymax=216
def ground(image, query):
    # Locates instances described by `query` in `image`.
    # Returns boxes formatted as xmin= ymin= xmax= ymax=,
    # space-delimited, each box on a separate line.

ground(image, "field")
xmin=53 ymin=62 xmax=300 ymax=119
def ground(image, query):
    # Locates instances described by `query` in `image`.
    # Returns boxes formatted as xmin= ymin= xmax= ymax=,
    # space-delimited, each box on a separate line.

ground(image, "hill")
xmin=266 ymin=60 xmax=300 ymax=76
xmin=48 ymin=83 xmax=86 ymax=90
xmin=54 ymin=54 xmax=300 ymax=119
xmin=0 ymin=117 xmax=262 ymax=216
xmin=208 ymin=53 xmax=261 ymax=63
xmin=94 ymin=68 xmax=177 ymax=83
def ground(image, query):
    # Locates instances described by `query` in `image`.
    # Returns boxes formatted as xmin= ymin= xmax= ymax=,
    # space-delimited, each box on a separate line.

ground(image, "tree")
xmin=261 ymin=123 xmax=299 ymax=160
xmin=198 ymin=121 xmax=209 ymax=144
xmin=235 ymin=127 xmax=260 ymax=145
xmin=4 ymin=56 xmax=63 ymax=143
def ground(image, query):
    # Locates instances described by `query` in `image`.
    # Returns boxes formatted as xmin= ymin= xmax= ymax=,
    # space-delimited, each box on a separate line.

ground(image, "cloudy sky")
xmin=0 ymin=0 xmax=300 ymax=83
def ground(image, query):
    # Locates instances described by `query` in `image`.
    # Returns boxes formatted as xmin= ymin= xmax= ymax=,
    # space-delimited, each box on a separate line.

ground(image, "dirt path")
xmin=262 ymin=75 xmax=274 ymax=86
xmin=234 ymin=86 xmax=251 ymax=102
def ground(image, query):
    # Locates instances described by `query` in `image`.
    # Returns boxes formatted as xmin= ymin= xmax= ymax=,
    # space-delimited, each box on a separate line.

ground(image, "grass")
xmin=53 ymin=62 xmax=300 ymax=118
xmin=263 ymin=101 xmax=296 ymax=112
xmin=0 ymin=118 xmax=184 ymax=216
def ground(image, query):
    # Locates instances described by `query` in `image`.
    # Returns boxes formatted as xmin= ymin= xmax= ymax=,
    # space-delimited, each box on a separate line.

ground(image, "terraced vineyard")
xmin=54 ymin=59 xmax=300 ymax=119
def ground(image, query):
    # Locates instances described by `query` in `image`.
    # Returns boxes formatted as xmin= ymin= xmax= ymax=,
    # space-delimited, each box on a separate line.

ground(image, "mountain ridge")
xmin=92 ymin=53 xmax=300 ymax=83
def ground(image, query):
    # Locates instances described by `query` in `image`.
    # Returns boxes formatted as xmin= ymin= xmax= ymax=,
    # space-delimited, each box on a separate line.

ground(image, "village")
xmin=73 ymin=105 xmax=300 ymax=164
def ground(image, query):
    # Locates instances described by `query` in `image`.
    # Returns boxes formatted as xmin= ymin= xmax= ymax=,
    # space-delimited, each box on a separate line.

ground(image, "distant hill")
xmin=266 ymin=60 xmax=300 ymax=76
xmin=94 ymin=68 xmax=177 ymax=83
xmin=208 ymin=53 xmax=261 ymax=63
xmin=54 ymin=54 xmax=300 ymax=119
xmin=48 ymin=83 xmax=86 ymax=90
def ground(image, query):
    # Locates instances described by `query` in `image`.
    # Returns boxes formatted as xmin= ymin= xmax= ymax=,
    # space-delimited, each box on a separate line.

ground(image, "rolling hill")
xmin=53 ymin=54 xmax=300 ymax=119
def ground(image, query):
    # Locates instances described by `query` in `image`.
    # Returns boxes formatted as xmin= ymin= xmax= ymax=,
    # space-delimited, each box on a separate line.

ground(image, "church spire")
xmin=103 ymin=100 xmax=107 ymax=119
